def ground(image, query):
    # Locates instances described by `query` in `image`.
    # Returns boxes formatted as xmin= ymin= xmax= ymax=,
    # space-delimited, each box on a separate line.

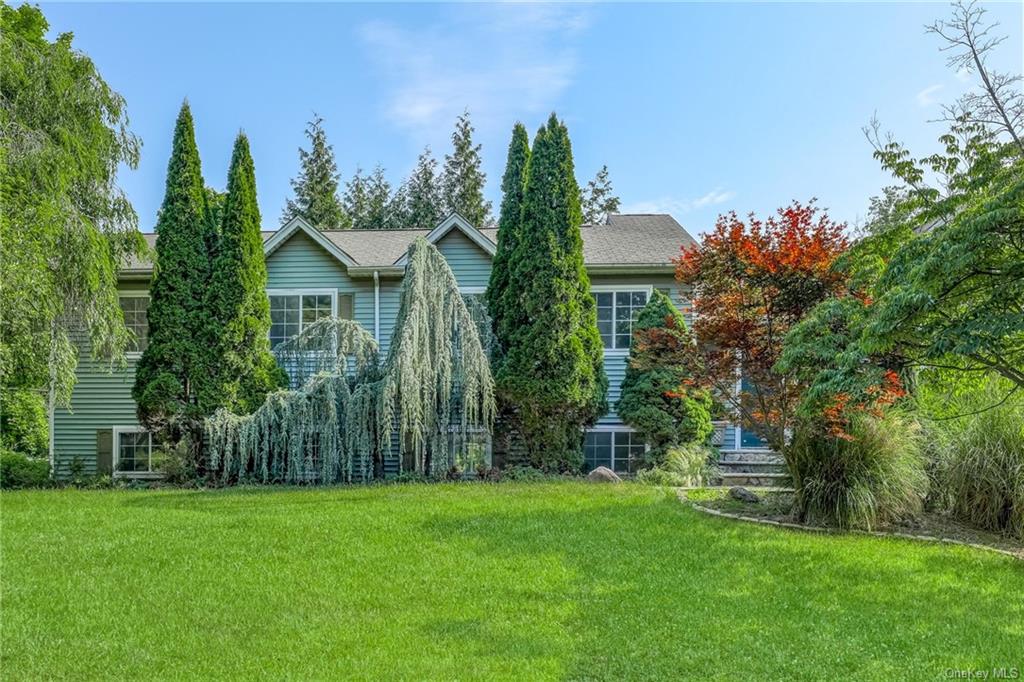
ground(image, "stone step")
xmin=717 ymin=450 xmax=784 ymax=465
xmin=717 ymin=472 xmax=792 ymax=488
xmin=717 ymin=460 xmax=787 ymax=474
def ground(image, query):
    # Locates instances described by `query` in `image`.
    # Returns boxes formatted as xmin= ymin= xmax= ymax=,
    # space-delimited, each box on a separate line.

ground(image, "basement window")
xmin=113 ymin=427 xmax=154 ymax=476
xmin=583 ymin=429 xmax=646 ymax=474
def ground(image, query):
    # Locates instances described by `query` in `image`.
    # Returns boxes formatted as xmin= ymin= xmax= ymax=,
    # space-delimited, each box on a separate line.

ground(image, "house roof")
xmin=124 ymin=213 xmax=696 ymax=274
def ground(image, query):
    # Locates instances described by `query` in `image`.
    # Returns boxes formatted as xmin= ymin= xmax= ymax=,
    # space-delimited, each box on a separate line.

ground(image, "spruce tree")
xmin=343 ymin=167 xmax=369 ymax=229
xmin=202 ymin=133 xmax=285 ymax=415
xmin=404 ymin=146 xmax=444 ymax=228
xmin=581 ymin=164 xmax=621 ymax=224
xmin=497 ymin=113 xmax=608 ymax=471
xmin=616 ymin=290 xmax=712 ymax=464
xmin=442 ymin=110 xmax=492 ymax=226
xmin=133 ymin=102 xmax=212 ymax=452
xmin=485 ymin=122 xmax=531 ymax=350
xmin=280 ymin=114 xmax=348 ymax=229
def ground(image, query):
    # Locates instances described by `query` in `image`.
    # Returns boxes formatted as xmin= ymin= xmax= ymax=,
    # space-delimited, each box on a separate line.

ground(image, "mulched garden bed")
xmin=684 ymin=487 xmax=1023 ymax=559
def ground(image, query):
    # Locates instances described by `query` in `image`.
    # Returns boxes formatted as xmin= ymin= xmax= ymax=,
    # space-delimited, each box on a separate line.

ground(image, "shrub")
xmin=1 ymin=450 xmax=51 ymax=489
xmin=153 ymin=441 xmax=197 ymax=485
xmin=787 ymin=411 xmax=927 ymax=529
xmin=502 ymin=465 xmax=547 ymax=482
xmin=927 ymin=383 xmax=1024 ymax=539
xmin=635 ymin=444 xmax=717 ymax=487
xmin=0 ymin=389 xmax=48 ymax=458
xmin=616 ymin=291 xmax=713 ymax=464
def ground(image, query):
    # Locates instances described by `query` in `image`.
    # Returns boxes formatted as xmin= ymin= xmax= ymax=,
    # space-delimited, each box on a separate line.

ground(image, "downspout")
xmin=373 ymin=270 xmax=380 ymax=343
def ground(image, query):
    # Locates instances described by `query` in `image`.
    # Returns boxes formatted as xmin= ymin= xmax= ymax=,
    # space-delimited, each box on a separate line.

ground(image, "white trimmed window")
xmin=113 ymin=427 xmax=154 ymax=476
xmin=593 ymin=287 xmax=651 ymax=352
xmin=119 ymin=295 xmax=150 ymax=355
xmin=584 ymin=429 xmax=646 ymax=474
xmin=268 ymin=290 xmax=351 ymax=349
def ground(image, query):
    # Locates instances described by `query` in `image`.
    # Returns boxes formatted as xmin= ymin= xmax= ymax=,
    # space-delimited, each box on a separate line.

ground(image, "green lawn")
xmin=2 ymin=483 xmax=1021 ymax=680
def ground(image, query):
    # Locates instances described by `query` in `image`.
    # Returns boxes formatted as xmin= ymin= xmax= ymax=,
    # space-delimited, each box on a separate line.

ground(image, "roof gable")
xmin=394 ymin=213 xmax=496 ymax=265
xmin=264 ymin=216 xmax=358 ymax=267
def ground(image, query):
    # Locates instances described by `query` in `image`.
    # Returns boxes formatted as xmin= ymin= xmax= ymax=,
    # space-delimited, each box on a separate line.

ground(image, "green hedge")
xmin=1 ymin=450 xmax=51 ymax=489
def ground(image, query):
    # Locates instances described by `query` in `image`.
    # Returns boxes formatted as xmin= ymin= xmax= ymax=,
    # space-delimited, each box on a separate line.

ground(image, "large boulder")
xmin=587 ymin=466 xmax=622 ymax=483
xmin=729 ymin=486 xmax=760 ymax=503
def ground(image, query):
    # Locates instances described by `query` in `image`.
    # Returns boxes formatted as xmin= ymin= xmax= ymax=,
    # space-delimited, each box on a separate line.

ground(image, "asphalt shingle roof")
xmin=126 ymin=214 xmax=696 ymax=271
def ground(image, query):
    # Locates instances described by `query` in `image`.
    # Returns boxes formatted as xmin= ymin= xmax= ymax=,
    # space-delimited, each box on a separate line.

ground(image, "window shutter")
xmin=339 ymin=294 xmax=354 ymax=320
xmin=96 ymin=429 xmax=113 ymax=475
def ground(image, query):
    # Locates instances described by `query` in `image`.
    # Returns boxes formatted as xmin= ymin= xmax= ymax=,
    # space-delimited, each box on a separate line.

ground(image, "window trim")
xmin=118 ymin=291 xmax=150 ymax=360
xmin=591 ymin=285 xmax=654 ymax=355
xmin=112 ymin=426 xmax=156 ymax=478
xmin=267 ymin=288 xmax=338 ymax=348
xmin=584 ymin=426 xmax=649 ymax=474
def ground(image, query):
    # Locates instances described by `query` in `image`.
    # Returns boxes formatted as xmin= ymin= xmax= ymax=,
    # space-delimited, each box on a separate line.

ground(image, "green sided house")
xmin=53 ymin=212 xmax=766 ymax=480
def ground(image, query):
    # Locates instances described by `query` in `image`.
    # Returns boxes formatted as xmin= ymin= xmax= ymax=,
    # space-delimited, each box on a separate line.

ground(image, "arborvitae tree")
xmin=616 ymin=291 xmax=713 ymax=464
xmin=581 ymin=165 xmax=620 ymax=224
xmin=133 ymin=102 xmax=213 ymax=455
xmin=362 ymin=164 xmax=392 ymax=229
xmin=485 ymin=122 xmax=531 ymax=351
xmin=343 ymin=167 xmax=370 ymax=229
xmin=202 ymin=133 xmax=285 ymax=415
xmin=497 ymin=113 xmax=608 ymax=471
xmin=404 ymin=146 xmax=444 ymax=228
xmin=280 ymin=114 xmax=348 ymax=229
xmin=442 ymin=110 xmax=492 ymax=226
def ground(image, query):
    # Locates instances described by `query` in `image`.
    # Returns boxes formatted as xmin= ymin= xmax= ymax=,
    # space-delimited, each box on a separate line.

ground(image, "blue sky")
xmin=40 ymin=2 xmax=1023 ymax=236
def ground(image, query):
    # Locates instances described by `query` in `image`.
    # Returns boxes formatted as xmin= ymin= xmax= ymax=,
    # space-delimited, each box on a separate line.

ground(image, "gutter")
xmin=373 ymin=270 xmax=380 ymax=343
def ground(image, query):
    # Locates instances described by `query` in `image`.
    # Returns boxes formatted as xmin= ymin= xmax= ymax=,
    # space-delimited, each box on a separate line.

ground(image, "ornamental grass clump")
xmin=788 ymin=411 xmax=927 ymax=529
xmin=928 ymin=382 xmax=1024 ymax=539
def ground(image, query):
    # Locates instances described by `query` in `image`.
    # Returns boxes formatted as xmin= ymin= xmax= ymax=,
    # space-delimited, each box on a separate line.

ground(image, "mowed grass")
xmin=2 ymin=483 xmax=1021 ymax=680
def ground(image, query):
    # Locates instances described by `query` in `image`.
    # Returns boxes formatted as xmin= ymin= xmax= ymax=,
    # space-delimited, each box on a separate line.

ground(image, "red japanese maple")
xmin=676 ymin=201 xmax=849 ymax=450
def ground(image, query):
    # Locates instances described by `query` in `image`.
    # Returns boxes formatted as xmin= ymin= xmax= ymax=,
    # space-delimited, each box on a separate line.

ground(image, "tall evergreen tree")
xmin=485 ymin=122 xmax=531 ymax=350
xmin=385 ymin=181 xmax=411 ymax=230
xmin=280 ymin=114 xmax=348 ymax=229
xmin=581 ymin=165 xmax=620 ymax=224
xmin=202 ymin=133 xmax=285 ymax=415
xmin=404 ymin=146 xmax=444 ymax=228
xmin=497 ymin=113 xmax=608 ymax=471
xmin=343 ymin=167 xmax=370 ymax=229
xmin=362 ymin=164 xmax=392 ymax=229
xmin=133 ymin=102 xmax=214 ymax=454
xmin=442 ymin=110 xmax=492 ymax=226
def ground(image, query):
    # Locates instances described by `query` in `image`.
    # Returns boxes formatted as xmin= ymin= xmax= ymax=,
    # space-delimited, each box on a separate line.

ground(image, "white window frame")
xmin=266 ymin=288 xmax=338 ymax=347
xmin=112 ymin=426 xmax=156 ymax=478
xmin=118 ymin=291 xmax=150 ymax=360
xmin=591 ymin=285 xmax=654 ymax=355
xmin=584 ymin=426 xmax=649 ymax=473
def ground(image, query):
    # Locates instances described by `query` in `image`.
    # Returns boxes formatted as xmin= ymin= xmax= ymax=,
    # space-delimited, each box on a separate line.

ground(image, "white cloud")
xmin=623 ymin=188 xmax=736 ymax=216
xmin=916 ymin=83 xmax=944 ymax=107
xmin=955 ymin=67 xmax=972 ymax=83
xmin=358 ymin=5 xmax=589 ymax=138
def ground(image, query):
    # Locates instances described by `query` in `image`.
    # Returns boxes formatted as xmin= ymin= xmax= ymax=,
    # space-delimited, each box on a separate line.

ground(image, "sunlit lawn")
xmin=2 ymin=482 xmax=1021 ymax=679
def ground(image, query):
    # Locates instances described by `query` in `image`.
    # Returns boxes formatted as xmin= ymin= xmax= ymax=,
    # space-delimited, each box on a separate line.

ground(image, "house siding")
xmin=435 ymin=229 xmax=492 ymax=289
xmin=52 ymin=281 xmax=149 ymax=477
xmin=53 ymin=224 xmax=695 ymax=477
